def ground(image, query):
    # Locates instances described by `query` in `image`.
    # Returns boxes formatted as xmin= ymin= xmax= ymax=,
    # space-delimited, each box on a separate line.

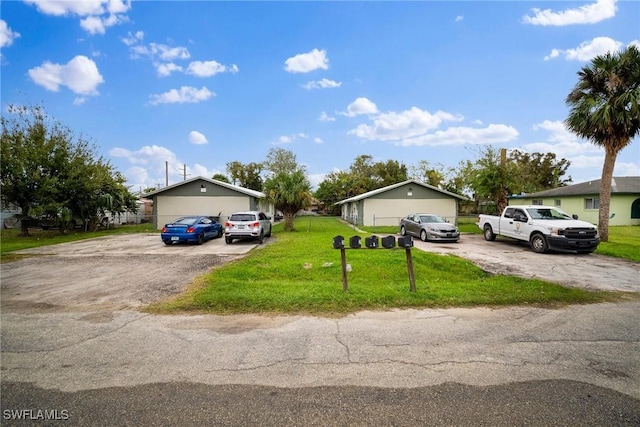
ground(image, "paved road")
xmin=1 ymin=233 xmax=639 ymax=425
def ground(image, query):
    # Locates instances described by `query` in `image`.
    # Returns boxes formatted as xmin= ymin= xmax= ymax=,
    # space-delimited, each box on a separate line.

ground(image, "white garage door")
xmin=156 ymin=196 xmax=252 ymax=229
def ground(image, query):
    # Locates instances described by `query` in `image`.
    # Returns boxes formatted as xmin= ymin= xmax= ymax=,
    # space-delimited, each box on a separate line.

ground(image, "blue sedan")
xmin=161 ymin=216 xmax=223 ymax=245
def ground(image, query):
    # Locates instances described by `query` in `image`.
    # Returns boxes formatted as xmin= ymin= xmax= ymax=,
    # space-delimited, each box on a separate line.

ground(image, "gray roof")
xmin=336 ymin=179 xmax=468 ymax=205
xmin=142 ymin=176 xmax=266 ymax=198
xmin=512 ymin=176 xmax=640 ymax=198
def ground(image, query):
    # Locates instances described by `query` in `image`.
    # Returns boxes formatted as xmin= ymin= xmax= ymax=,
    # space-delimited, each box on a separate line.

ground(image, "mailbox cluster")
xmin=332 ymin=234 xmax=417 ymax=293
xmin=332 ymin=235 xmax=413 ymax=250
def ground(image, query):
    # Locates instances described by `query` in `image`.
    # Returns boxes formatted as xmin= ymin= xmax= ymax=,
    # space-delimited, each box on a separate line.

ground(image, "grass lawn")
xmin=595 ymin=226 xmax=640 ymax=262
xmin=146 ymin=217 xmax=622 ymax=316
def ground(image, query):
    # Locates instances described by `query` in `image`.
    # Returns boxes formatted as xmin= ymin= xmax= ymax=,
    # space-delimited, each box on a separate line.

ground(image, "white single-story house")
xmin=143 ymin=176 xmax=274 ymax=229
xmin=509 ymin=176 xmax=640 ymax=226
xmin=335 ymin=179 xmax=468 ymax=227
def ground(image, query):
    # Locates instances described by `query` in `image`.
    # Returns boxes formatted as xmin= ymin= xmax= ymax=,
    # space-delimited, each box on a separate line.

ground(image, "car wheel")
xmin=530 ymin=233 xmax=548 ymax=253
xmin=163 ymin=240 xmax=172 ymax=246
xmin=225 ymin=236 xmax=233 ymax=244
xmin=258 ymin=230 xmax=264 ymax=244
xmin=197 ymin=232 xmax=205 ymax=245
xmin=266 ymin=225 xmax=272 ymax=237
xmin=400 ymin=225 xmax=406 ymax=236
xmin=420 ymin=229 xmax=428 ymax=242
xmin=217 ymin=228 xmax=223 ymax=238
xmin=483 ymin=225 xmax=496 ymax=241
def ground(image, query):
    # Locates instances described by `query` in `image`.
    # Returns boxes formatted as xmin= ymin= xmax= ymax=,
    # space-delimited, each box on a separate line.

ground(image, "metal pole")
xmin=165 ymin=161 xmax=169 ymax=187
xmin=405 ymin=247 xmax=416 ymax=292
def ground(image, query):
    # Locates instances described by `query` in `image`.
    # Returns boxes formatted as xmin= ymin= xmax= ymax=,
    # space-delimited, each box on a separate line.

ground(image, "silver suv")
xmin=224 ymin=211 xmax=272 ymax=244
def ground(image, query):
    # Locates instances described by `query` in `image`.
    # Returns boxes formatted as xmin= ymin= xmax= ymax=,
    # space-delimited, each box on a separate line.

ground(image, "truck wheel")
xmin=483 ymin=225 xmax=496 ymax=241
xmin=530 ymin=233 xmax=548 ymax=253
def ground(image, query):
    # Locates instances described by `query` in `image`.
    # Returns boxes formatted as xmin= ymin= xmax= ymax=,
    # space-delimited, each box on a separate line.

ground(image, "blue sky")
xmin=1 ymin=0 xmax=639 ymax=193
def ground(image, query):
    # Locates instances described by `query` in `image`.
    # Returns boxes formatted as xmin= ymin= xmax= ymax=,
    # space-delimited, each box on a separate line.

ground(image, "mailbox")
xmin=349 ymin=236 xmax=362 ymax=249
xmin=333 ymin=235 xmax=345 ymax=249
xmin=398 ymin=236 xmax=413 ymax=248
xmin=365 ymin=235 xmax=379 ymax=249
xmin=381 ymin=235 xmax=396 ymax=248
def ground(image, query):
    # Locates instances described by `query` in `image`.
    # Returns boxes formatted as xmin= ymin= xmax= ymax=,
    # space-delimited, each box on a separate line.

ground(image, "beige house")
xmin=336 ymin=179 xmax=467 ymax=227
xmin=143 ymin=176 xmax=273 ymax=229
xmin=510 ymin=176 xmax=640 ymax=226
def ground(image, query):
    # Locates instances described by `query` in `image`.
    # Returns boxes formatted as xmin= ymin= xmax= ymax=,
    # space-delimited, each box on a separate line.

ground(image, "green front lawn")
xmin=146 ymin=217 xmax=621 ymax=316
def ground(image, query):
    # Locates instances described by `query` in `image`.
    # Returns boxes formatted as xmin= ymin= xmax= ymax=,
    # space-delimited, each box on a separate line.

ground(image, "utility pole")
xmin=165 ymin=161 xmax=169 ymax=187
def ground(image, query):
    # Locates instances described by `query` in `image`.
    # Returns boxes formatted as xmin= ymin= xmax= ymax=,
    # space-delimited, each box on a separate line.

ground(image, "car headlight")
xmin=549 ymin=227 xmax=565 ymax=236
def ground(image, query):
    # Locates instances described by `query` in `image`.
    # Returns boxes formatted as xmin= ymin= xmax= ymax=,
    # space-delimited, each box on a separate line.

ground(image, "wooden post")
xmin=405 ymin=247 xmax=416 ymax=292
xmin=340 ymin=247 xmax=348 ymax=292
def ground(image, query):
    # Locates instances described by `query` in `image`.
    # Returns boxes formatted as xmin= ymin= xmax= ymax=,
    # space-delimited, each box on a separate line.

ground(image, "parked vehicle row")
xmin=160 ymin=211 xmax=273 ymax=246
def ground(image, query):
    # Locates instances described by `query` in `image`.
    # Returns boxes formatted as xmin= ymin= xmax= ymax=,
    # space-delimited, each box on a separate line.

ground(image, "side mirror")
xmin=572 ymin=214 xmax=578 ymax=220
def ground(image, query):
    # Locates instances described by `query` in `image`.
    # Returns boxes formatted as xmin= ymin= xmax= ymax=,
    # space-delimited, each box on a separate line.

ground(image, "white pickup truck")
xmin=477 ymin=205 xmax=600 ymax=254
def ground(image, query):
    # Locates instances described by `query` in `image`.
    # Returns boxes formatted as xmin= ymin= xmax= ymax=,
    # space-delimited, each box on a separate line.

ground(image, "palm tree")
xmin=263 ymin=169 xmax=311 ymax=231
xmin=565 ymin=45 xmax=640 ymax=242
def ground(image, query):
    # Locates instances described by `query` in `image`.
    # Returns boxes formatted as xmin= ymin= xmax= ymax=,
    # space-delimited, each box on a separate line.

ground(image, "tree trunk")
xmin=19 ymin=205 xmax=30 ymax=237
xmin=283 ymin=213 xmax=295 ymax=231
xmin=598 ymin=148 xmax=618 ymax=242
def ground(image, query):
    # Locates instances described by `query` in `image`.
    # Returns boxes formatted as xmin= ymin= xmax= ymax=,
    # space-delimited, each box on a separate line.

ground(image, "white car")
xmin=224 ymin=211 xmax=272 ymax=244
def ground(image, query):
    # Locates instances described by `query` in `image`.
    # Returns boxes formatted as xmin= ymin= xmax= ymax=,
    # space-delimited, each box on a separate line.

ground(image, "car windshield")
xmin=419 ymin=215 xmax=446 ymax=223
xmin=526 ymin=208 xmax=571 ymax=220
xmin=174 ymin=217 xmax=197 ymax=225
xmin=229 ymin=214 xmax=256 ymax=221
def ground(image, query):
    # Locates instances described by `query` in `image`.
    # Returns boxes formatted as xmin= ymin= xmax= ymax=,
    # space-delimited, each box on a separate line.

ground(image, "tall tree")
xmin=565 ymin=45 xmax=640 ymax=242
xmin=509 ymin=150 xmax=572 ymax=194
xmin=225 ymin=161 xmax=263 ymax=191
xmin=1 ymin=105 xmax=137 ymax=235
xmin=212 ymin=173 xmax=230 ymax=183
xmin=467 ymin=147 xmax=517 ymax=214
xmin=264 ymin=147 xmax=302 ymax=176
xmin=372 ymin=159 xmax=408 ymax=187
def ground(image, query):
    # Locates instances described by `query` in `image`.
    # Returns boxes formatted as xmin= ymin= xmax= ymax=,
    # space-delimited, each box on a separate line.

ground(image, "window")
xmin=532 ymin=199 xmax=543 ymax=206
xmin=554 ymin=199 xmax=561 ymax=207
xmin=584 ymin=198 xmax=599 ymax=209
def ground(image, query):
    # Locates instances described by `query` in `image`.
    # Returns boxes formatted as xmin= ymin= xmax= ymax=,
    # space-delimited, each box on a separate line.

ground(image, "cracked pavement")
xmin=1 ymin=233 xmax=639 ymax=425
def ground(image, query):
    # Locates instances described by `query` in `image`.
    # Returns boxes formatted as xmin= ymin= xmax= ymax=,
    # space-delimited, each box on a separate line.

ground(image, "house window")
xmin=584 ymin=197 xmax=599 ymax=209
xmin=532 ymin=199 xmax=543 ymax=206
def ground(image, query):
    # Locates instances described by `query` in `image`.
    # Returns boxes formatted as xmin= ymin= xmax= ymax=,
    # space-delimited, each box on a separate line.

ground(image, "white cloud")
xmin=348 ymin=106 xmax=463 ymax=141
xmin=25 ymin=0 xmax=131 ymax=34
xmin=342 ymin=97 xmax=379 ymax=117
xmin=156 ymin=63 xmax=183 ymax=77
xmin=314 ymin=137 xmax=324 ymax=144
xmin=73 ymin=97 xmax=86 ymax=106
xmin=273 ymin=136 xmax=293 ymax=145
xmin=397 ymin=124 xmax=519 ymax=147
xmin=303 ymin=78 xmax=341 ymax=90
xmin=319 ymin=111 xmax=335 ymax=122
xmin=0 ymin=20 xmax=20 ymax=48
xmin=455 ymin=16 xmax=464 ymax=22
xmin=523 ymin=0 xmax=617 ymax=26
xmin=191 ymin=163 xmax=214 ymax=178
xmin=122 ymin=30 xmax=144 ymax=46
xmin=148 ymin=86 xmax=214 ymax=105
xmin=186 ymin=60 xmax=239 ymax=77
xmin=188 ymin=131 xmax=208 ymax=145
xmin=544 ymin=36 xmax=624 ymax=61
xmin=284 ymin=48 xmax=329 ymax=73
xmin=28 ymin=55 xmax=104 ymax=95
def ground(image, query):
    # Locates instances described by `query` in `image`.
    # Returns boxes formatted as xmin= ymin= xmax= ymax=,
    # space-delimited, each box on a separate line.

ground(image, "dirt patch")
xmin=0 ymin=254 xmax=235 ymax=314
